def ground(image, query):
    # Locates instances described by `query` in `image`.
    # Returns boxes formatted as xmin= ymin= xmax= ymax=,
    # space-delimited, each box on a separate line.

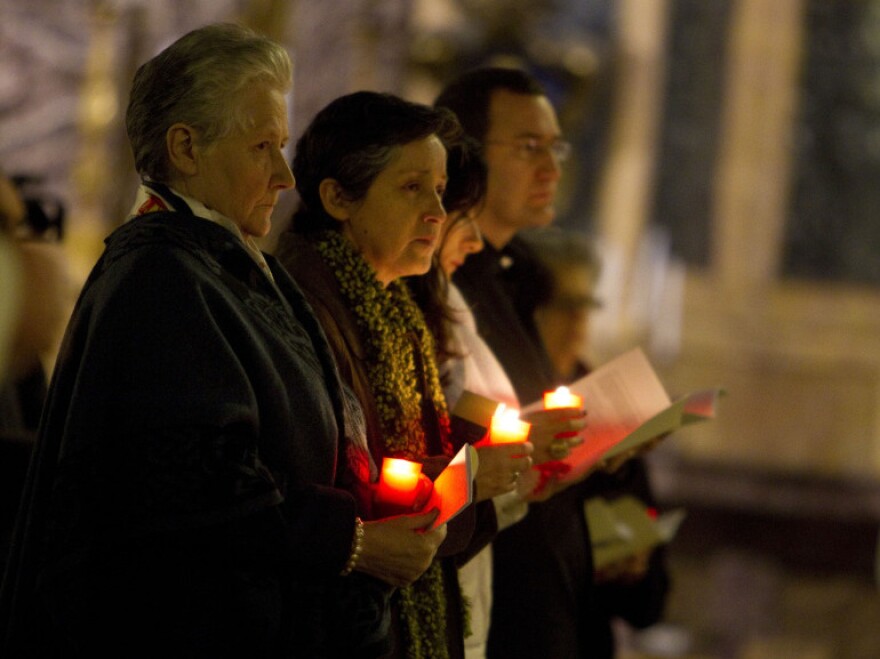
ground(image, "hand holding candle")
xmin=489 ymin=404 xmax=531 ymax=444
xmin=375 ymin=457 xmax=433 ymax=516
xmin=543 ymin=385 xmax=583 ymax=410
xmin=474 ymin=441 xmax=534 ymax=501
xmin=477 ymin=405 xmax=533 ymax=499
xmin=522 ymin=390 xmax=588 ymax=465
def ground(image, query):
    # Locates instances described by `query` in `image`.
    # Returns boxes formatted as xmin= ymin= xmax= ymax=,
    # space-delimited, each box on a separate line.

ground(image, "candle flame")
xmin=544 ymin=385 xmax=582 ymax=410
xmin=493 ymin=403 xmax=521 ymax=423
xmin=383 ymin=457 xmax=422 ymax=477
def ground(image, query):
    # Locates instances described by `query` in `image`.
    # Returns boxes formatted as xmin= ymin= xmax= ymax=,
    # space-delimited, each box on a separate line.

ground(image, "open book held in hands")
xmin=524 ymin=347 xmax=723 ymax=482
xmin=585 ymin=495 xmax=686 ymax=570
xmin=427 ymin=443 xmax=478 ymax=529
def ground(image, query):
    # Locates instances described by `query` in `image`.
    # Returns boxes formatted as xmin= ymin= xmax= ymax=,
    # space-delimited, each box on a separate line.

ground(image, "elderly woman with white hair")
xmin=0 ymin=24 xmax=444 ymax=658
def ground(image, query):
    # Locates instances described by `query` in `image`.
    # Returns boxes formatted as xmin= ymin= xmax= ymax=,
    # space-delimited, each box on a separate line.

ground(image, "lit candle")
xmin=489 ymin=404 xmax=531 ymax=444
xmin=376 ymin=457 xmax=423 ymax=509
xmin=543 ymin=386 xmax=583 ymax=410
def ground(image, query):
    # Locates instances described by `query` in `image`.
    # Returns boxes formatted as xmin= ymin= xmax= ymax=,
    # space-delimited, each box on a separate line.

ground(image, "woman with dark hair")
xmin=419 ymin=138 xmax=527 ymax=659
xmin=0 ymin=26 xmax=444 ymax=658
xmin=412 ymin=137 xmax=589 ymax=659
xmin=405 ymin=135 xmax=486 ymax=378
xmin=276 ymin=91 xmax=529 ymax=659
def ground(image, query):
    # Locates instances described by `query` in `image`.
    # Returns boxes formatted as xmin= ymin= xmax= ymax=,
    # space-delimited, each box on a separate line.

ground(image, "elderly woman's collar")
xmin=128 ymin=180 xmax=277 ymax=284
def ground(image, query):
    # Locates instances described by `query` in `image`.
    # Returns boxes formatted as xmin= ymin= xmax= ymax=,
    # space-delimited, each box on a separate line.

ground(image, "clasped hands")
xmin=357 ymin=511 xmax=447 ymax=587
xmin=357 ymin=456 xmax=449 ymax=587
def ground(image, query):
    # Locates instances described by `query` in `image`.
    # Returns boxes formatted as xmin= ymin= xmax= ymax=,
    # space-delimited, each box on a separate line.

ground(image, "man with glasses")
xmin=436 ymin=68 xmax=596 ymax=659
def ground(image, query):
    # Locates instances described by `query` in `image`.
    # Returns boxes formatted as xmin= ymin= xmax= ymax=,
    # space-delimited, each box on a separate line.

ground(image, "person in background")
xmin=520 ymin=229 xmax=602 ymax=383
xmin=275 ymin=91 xmax=528 ymax=659
xmin=0 ymin=172 xmax=74 ymax=444
xmin=0 ymin=172 xmax=75 ymax=575
xmin=0 ymin=172 xmax=27 ymax=575
xmin=435 ymin=66 xmax=598 ymax=659
xmin=522 ymin=228 xmax=670 ymax=659
xmin=0 ymin=24 xmax=444 ymax=657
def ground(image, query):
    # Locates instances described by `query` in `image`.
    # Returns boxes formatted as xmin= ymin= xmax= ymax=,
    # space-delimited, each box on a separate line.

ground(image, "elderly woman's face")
xmin=340 ymin=135 xmax=447 ymax=286
xmin=186 ymin=84 xmax=294 ymax=238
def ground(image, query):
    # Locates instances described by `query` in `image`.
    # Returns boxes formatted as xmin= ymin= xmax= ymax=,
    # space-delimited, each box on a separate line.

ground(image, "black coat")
xmin=0 ymin=212 xmax=359 ymax=657
xmin=456 ymin=239 xmax=669 ymax=659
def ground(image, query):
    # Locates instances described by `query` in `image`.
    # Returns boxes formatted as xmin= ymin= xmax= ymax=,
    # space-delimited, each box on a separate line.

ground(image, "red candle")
xmin=376 ymin=457 xmax=423 ymax=508
xmin=543 ymin=385 xmax=583 ymax=410
xmin=489 ymin=404 xmax=531 ymax=444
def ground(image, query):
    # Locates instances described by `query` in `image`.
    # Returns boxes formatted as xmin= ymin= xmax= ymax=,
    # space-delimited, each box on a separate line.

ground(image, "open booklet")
xmin=427 ymin=443 xmax=478 ymax=529
xmin=585 ymin=495 xmax=687 ymax=570
xmin=519 ymin=347 xmax=722 ymax=482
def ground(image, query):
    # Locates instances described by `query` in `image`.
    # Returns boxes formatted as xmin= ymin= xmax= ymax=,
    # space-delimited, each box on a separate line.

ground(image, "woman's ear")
xmin=166 ymin=123 xmax=199 ymax=177
xmin=318 ymin=179 xmax=351 ymax=222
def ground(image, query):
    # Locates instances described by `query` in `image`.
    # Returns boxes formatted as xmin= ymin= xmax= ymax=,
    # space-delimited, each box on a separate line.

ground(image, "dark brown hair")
xmin=407 ymin=136 xmax=488 ymax=370
xmin=290 ymin=91 xmax=462 ymax=234
xmin=434 ymin=67 xmax=546 ymax=142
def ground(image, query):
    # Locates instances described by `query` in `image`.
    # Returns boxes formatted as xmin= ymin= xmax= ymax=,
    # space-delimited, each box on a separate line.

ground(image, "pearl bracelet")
xmin=340 ymin=516 xmax=364 ymax=576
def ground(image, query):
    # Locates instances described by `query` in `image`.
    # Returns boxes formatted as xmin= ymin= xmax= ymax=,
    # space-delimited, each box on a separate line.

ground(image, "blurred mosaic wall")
xmin=784 ymin=0 xmax=880 ymax=286
xmin=654 ymin=0 xmax=880 ymax=287
xmin=0 ymin=0 xmax=414 ymax=263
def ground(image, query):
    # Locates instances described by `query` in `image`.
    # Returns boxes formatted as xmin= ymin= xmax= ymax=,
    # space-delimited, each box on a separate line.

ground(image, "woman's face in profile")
xmin=439 ymin=212 xmax=483 ymax=276
xmin=340 ymin=135 xmax=448 ymax=286
xmin=187 ymin=84 xmax=294 ymax=238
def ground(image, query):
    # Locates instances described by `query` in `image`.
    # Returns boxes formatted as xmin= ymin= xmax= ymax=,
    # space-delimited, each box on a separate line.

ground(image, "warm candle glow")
xmin=543 ymin=386 xmax=583 ymax=410
xmin=489 ymin=404 xmax=531 ymax=444
xmin=376 ymin=457 xmax=423 ymax=508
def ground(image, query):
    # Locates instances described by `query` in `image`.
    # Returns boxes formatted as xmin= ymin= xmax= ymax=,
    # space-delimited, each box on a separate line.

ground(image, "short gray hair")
xmin=126 ymin=23 xmax=292 ymax=182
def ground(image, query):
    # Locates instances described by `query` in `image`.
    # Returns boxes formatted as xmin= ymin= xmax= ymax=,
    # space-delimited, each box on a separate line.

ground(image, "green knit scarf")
xmin=315 ymin=230 xmax=456 ymax=658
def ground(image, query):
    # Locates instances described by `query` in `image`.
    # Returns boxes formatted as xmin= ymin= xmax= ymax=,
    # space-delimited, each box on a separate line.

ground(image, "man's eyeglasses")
xmin=485 ymin=137 xmax=572 ymax=163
